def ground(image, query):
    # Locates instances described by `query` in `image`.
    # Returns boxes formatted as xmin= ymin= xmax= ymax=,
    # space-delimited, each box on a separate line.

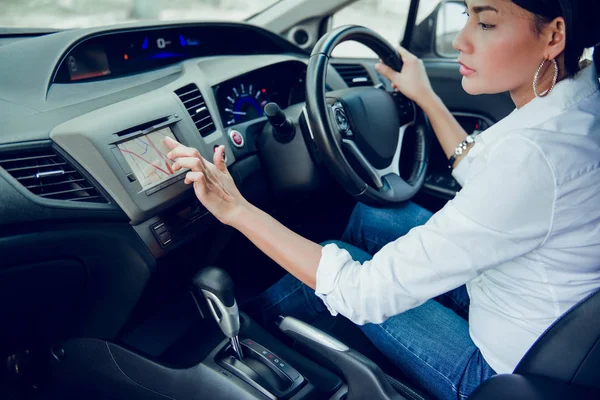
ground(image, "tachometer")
xmin=222 ymin=83 xmax=270 ymax=127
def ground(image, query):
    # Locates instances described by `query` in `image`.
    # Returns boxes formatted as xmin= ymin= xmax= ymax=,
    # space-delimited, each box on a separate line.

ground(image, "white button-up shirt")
xmin=315 ymin=62 xmax=600 ymax=374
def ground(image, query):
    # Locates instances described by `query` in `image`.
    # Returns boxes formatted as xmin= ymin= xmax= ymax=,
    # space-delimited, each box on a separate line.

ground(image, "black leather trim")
xmin=468 ymin=374 xmax=600 ymax=400
xmin=192 ymin=267 xmax=236 ymax=308
xmin=312 ymin=26 xmax=403 ymax=73
xmin=385 ymin=374 xmax=429 ymax=400
xmin=515 ymin=289 xmax=600 ymax=389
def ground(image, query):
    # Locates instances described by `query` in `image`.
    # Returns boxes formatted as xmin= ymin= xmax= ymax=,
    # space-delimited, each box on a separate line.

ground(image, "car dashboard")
xmin=0 ymin=20 xmax=353 ymax=357
xmin=0 ymin=22 xmax=338 ymax=257
xmin=0 ymin=20 xmax=491 ymax=262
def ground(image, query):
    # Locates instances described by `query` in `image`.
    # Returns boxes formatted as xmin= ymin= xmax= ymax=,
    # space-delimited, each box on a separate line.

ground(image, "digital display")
xmin=117 ymin=127 xmax=184 ymax=191
xmin=136 ymin=32 xmax=200 ymax=59
xmin=55 ymin=25 xmax=293 ymax=83
xmin=67 ymin=44 xmax=111 ymax=81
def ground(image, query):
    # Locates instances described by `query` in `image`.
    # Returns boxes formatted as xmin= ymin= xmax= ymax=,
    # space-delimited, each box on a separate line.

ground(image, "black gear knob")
xmin=192 ymin=267 xmax=243 ymax=360
xmin=192 ymin=266 xmax=235 ymax=308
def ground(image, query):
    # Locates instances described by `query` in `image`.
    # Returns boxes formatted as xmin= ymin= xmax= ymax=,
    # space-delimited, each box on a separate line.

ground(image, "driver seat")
xmin=513 ymin=288 xmax=600 ymax=384
xmin=298 ymin=285 xmax=600 ymax=400
xmin=466 ymin=287 xmax=600 ymax=399
xmin=381 ymin=287 xmax=600 ymax=400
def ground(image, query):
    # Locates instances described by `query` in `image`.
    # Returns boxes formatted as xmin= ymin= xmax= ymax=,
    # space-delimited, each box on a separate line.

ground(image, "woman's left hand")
xmin=164 ymin=136 xmax=249 ymax=226
xmin=375 ymin=46 xmax=435 ymax=107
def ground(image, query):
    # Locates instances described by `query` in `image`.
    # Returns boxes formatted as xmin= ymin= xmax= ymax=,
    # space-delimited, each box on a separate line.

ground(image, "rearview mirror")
xmin=435 ymin=1 xmax=468 ymax=58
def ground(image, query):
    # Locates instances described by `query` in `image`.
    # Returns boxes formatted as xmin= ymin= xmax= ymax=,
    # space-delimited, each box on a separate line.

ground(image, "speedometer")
xmin=222 ymin=83 xmax=270 ymax=127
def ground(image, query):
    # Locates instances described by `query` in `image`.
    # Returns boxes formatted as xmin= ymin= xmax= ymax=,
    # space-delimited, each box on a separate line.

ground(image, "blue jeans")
xmin=249 ymin=202 xmax=495 ymax=400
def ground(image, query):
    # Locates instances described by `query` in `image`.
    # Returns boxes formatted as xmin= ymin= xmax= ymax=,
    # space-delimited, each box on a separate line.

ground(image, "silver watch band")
xmin=448 ymin=135 xmax=475 ymax=169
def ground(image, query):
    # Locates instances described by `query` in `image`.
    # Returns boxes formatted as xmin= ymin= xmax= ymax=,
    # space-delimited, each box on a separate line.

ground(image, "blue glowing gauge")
xmin=223 ymin=83 xmax=270 ymax=127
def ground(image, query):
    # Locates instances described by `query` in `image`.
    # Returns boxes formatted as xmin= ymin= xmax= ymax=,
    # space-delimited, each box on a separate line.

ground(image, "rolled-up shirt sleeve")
xmin=315 ymin=135 xmax=556 ymax=325
xmin=451 ymin=148 xmax=472 ymax=187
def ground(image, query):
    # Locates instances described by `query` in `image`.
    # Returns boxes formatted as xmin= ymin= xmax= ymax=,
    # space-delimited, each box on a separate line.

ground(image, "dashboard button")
xmin=153 ymin=223 xmax=167 ymax=235
xmin=158 ymin=231 xmax=172 ymax=246
xmin=152 ymin=222 xmax=172 ymax=247
xmin=240 ymin=338 xmax=301 ymax=381
xmin=229 ymin=130 xmax=244 ymax=148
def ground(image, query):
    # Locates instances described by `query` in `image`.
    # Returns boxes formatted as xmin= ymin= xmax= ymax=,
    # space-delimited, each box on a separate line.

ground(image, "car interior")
xmin=1 ymin=0 xmax=599 ymax=399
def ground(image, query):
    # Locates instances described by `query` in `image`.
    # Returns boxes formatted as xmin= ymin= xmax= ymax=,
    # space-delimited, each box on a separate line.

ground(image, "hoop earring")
xmin=533 ymin=58 xmax=559 ymax=98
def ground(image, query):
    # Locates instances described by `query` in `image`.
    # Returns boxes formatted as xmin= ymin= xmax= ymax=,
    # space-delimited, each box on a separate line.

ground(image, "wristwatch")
xmin=448 ymin=135 xmax=475 ymax=169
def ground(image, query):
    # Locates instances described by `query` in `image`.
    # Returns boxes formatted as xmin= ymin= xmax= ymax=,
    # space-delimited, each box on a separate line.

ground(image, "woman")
xmin=165 ymin=0 xmax=600 ymax=398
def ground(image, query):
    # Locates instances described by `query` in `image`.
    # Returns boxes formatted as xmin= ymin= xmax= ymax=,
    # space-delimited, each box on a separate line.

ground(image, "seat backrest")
xmin=514 ymin=289 xmax=600 ymax=389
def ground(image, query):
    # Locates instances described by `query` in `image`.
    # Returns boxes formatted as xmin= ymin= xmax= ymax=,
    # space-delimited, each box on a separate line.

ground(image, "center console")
xmin=192 ymin=267 xmax=306 ymax=399
xmin=42 ymin=267 xmax=419 ymax=400
xmin=48 ymin=84 xmax=247 ymax=261
xmin=218 ymin=339 xmax=306 ymax=399
xmin=43 ymin=300 xmax=343 ymax=400
xmin=50 ymin=92 xmax=234 ymax=224
xmin=42 ymin=266 xmax=343 ymax=400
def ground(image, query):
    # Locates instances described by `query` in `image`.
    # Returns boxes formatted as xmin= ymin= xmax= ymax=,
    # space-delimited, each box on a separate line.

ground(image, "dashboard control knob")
xmin=264 ymin=102 xmax=295 ymax=143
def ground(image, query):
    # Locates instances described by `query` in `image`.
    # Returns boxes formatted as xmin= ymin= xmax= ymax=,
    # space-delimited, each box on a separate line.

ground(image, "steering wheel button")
xmin=334 ymin=109 xmax=349 ymax=133
xmin=229 ymin=130 xmax=244 ymax=148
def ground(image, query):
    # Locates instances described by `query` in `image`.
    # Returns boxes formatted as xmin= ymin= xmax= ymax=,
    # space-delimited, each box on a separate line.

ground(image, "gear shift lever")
xmin=192 ymin=267 xmax=244 ymax=361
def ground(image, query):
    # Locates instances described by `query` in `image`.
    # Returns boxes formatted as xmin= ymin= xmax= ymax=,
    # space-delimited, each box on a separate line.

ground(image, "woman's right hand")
xmin=375 ymin=46 xmax=435 ymax=107
xmin=164 ymin=137 xmax=249 ymax=227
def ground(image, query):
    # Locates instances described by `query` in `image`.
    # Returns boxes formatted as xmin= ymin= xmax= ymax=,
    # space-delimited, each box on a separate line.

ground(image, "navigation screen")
xmin=118 ymin=127 xmax=183 ymax=191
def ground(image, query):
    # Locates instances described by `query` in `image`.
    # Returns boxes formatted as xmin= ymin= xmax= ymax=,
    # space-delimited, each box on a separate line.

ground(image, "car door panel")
xmin=419 ymin=59 xmax=515 ymax=205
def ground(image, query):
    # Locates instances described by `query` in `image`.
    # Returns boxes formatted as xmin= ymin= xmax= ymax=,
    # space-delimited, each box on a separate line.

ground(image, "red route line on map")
xmin=146 ymin=135 xmax=174 ymax=174
xmin=119 ymin=148 xmax=171 ymax=176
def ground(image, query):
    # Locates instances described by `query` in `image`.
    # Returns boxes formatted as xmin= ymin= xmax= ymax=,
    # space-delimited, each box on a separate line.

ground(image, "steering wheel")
xmin=304 ymin=25 xmax=429 ymax=206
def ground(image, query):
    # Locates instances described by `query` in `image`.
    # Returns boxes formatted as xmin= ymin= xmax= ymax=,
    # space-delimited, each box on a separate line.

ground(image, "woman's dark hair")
xmin=512 ymin=0 xmax=600 ymax=76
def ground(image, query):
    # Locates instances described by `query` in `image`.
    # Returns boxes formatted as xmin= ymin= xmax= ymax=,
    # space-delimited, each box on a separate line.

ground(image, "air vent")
xmin=0 ymin=147 xmax=108 ymax=203
xmin=332 ymin=64 xmax=374 ymax=87
xmin=175 ymin=84 xmax=216 ymax=137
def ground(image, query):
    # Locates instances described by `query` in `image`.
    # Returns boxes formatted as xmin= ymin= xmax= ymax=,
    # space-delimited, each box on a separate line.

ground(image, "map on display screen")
xmin=118 ymin=127 xmax=184 ymax=191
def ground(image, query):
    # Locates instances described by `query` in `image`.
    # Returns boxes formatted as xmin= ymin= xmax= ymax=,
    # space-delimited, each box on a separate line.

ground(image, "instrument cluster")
xmin=215 ymin=61 xmax=307 ymax=127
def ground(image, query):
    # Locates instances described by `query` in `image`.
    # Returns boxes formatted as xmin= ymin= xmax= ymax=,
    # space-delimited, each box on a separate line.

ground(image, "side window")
xmin=330 ymin=0 xmax=443 ymax=58
xmin=434 ymin=1 xmax=468 ymax=57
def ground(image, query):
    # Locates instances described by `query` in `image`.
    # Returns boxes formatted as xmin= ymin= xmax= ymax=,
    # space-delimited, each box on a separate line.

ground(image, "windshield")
xmin=0 ymin=0 xmax=281 ymax=29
